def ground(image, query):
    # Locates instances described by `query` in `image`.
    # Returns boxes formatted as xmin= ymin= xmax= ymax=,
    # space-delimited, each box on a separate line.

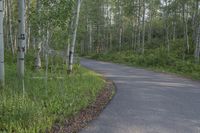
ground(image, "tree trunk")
xmin=118 ymin=0 xmax=122 ymax=51
xmin=89 ymin=24 xmax=92 ymax=53
xmin=66 ymin=40 xmax=70 ymax=65
xmin=17 ymin=0 xmax=26 ymax=77
xmin=195 ymin=25 xmax=200 ymax=63
xmin=0 ymin=0 xmax=5 ymax=87
xmin=164 ymin=0 xmax=169 ymax=53
xmin=142 ymin=0 xmax=146 ymax=54
xmin=68 ymin=0 xmax=82 ymax=73
xmin=182 ymin=3 xmax=189 ymax=59
xmin=26 ymin=0 xmax=31 ymax=52
xmin=137 ymin=0 xmax=141 ymax=52
xmin=148 ymin=11 xmax=152 ymax=42
xmin=8 ymin=0 xmax=14 ymax=55
xmin=172 ymin=21 xmax=176 ymax=41
xmin=192 ymin=0 xmax=199 ymax=44
xmin=35 ymin=0 xmax=41 ymax=70
xmin=109 ymin=8 xmax=112 ymax=51
xmin=4 ymin=0 xmax=8 ymax=50
xmin=185 ymin=5 xmax=189 ymax=53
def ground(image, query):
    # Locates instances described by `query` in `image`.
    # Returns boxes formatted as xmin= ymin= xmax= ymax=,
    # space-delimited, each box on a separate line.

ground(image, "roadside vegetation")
xmin=88 ymin=48 xmax=200 ymax=80
xmin=1 ymin=0 xmax=112 ymax=132
xmin=0 ymin=52 xmax=105 ymax=133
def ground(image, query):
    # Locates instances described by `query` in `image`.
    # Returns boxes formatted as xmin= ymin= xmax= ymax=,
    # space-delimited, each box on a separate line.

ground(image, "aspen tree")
xmin=163 ymin=0 xmax=170 ymax=53
xmin=137 ymin=0 xmax=141 ymax=51
xmin=8 ymin=0 xmax=14 ymax=55
xmin=141 ymin=0 xmax=146 ymax=54
xmin=26 ymin=0 xmax=31 ymax=52
xmin=0 ymin=0 xmax=5 ymax=87
xmin=118 ymin=0 xmax=122 ymax=50
xmin=68 ymin=0 xmax=82 ymax=73
xmin=17 ymin=0 xmax=26 ymax=77
xmin=35 ymin=0 xmax=41 ymax=70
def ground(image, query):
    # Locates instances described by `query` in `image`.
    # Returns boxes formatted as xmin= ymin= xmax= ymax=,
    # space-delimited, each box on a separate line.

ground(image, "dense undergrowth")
xmin=0 ymin=52 xmax=105 ymax=133
xmin=87 ymin=40 xmax=200 ymax=80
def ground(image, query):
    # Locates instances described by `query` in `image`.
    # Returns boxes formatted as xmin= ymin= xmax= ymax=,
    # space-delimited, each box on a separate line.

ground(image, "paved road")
xmin=80 ymin=58 xmax=200 ymax=133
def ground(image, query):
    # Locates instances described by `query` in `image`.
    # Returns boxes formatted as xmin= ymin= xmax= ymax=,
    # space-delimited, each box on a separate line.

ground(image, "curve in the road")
xmin=80 ymin=58 xmax=200 ymax=133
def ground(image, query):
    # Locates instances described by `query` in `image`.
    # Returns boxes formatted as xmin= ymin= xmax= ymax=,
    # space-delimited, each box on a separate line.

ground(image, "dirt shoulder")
xmin=51 ymin=80 xmax=115 ymax=133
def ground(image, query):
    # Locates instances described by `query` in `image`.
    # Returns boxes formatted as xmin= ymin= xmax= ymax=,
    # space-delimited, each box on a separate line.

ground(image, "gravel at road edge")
xmin=50 ymin=80 xmax=115 ymax=133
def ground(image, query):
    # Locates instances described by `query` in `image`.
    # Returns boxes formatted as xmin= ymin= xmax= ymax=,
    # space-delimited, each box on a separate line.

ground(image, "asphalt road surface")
xmin=80 ymin=58 xmax=200 ymax=133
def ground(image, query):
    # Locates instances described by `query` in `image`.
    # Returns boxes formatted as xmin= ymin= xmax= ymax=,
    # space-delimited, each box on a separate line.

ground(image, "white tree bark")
xmin=35 ymin=0 xmax=41 ymax=70
xmin=142 ymin=0 xmax=146 ymax=54
xmin=0 ymin=0 xmax=5 ymax=87
xmin=35 ymin=42 xmax=42 ymax=69
xmin=172 ymin=21 xmax=176 ymax=41
xmin=8 ymin=0 xmax=14 ymax=55
xmin=89 ymin=22 xmax=92 ymax=53
xmin=118 ymin=0 xmax=122 ymax=51
xmin=185 ymin=5 xmax=189 ymax=53
xmin=137 ymin=0 xmax=141 ymax=51
xmin=26 ymin=0 xmax=31 ymax=52
xmin=66 ymin=42 xmax=70 ymax=65
xmin=68 ymin=0 xmax=82 ymax=72
xmin=195 ymin=25 xmax=200 ymax=63
xmin=17 ymin=0 xmax=26 ymax=77
xmin=164 ymin=0 xmax=170 ymax=53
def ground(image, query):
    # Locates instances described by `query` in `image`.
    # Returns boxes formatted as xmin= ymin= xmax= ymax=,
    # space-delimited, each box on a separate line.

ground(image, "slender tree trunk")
xmin=137 ymin=0 xmax=141 ymax=52
xmin=134 ymin=26 xmax=137 ymax=51
xmin=185 ymin=5 xmax=189 ymax=53
xmin=195 ymin=25 xmax=200 ymax=63
xmin=172 ymin=21 xmax=176 ymax=41
xmin=192 ymin=0 xmax=199 ymax=44
xmin=12 ymin=0 xmax=17 ymax=52
xmin=35 ymin=0 xmax=41 ymax=70
xmin=131 ymin=0 xmax=136 ymax=50
xmin=68 ymin=0 xmax=82 ymax=73
xmin=182 ymin=3 xmax=189 ymax=59
xmin=26 ymin=0 xmax=31 ymax=52
xmin=5 ymin=0 xmax=9 ymax=50
xmin=172 ymin=9 xmax=177 ymax=41
xmin=194 ymin=0 xmax=200 ymax=62
xmin=8 ymin=0 xmax=14 ymax=55
xmin=89 ymin=22 xmax=92 ymax=53
xmin=4 ymin=0 xmax=8 ymax=49
xmin=148 ymin=0 xmax=153 ymax=43
xmin=0 ymin=0 xmax=5 ymax=87
xmin=142 ymin=0 xmax=146 ymax=54
xmin=96 ymin=24 xmax=100 ymax=53
xmin=166 ymin=23 xmax=169 ymax=53
xmin=66 ymin=40 xmax=70 ymax=65
xmin=14 ymin=32 xmax=17 ymax=52
xmin=106 ymin=0 xmax=109 ymax=51
xmin=17 ymin=0 xmax=26 ymax=77
xmin=118 ymin=0 xmax=122 ymax=51
xmin=131 ymin=23 xmax=134 ymax=49
xmin=119 ymin=27 xmax=122 ymax=50
xmin=109 ymin=8 xmax=112 ymax=51
xmin=148 ymin=10 xmax=152 ymax=42
xmin=164 ymin=0 xmax=169 ymax=53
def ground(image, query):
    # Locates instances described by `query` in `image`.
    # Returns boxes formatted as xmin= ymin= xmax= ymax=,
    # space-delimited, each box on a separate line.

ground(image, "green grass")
xmin=87 ymin=49 xmax=200 ymax=80
xmin=0 ymin=52 xmax=105 ymax=133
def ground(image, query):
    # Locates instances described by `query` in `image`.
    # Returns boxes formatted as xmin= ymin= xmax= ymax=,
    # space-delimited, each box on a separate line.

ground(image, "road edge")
xmin=51 ymin=79 xmax=116 ymax=133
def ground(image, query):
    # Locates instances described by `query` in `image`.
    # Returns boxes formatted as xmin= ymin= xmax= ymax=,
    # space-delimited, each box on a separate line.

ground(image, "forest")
xmin=0 ymin=0 xmax=106 ymax=132
xmin=0 ymin=0 xmax=200 ymax=132
xmin=78 ymin=0 xmax=200 ymax=79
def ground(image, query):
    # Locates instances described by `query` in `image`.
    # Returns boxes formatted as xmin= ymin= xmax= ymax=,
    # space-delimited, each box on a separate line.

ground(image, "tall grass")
xmin=0 ymin=52 xmax=104 ymax=132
